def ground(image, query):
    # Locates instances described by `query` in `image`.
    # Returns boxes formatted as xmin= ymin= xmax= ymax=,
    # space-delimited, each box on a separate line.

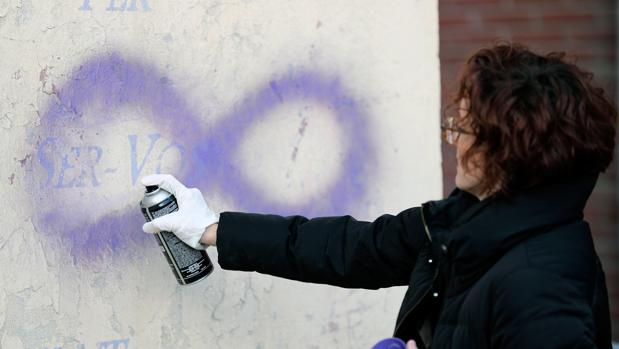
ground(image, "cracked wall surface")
xmin=0 ymin=0 xmax=441 ymax=348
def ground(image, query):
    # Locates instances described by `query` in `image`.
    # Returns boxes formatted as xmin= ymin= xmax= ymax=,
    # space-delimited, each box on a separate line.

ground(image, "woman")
xmin=142 ymin=43 xmax=616 ymax=348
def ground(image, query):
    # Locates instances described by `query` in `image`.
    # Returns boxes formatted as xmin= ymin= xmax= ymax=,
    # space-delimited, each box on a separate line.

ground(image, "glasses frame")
xmin=440 ymin=116 xmax=475 ymax=145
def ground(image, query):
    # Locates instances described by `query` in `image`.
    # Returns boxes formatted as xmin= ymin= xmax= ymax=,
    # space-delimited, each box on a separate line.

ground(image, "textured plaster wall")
xmin=0 ymin=1 xmax=441 ymax=348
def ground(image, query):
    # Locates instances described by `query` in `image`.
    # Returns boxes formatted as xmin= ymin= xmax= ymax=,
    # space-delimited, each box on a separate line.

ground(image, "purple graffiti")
xmin=79 ymin=0 xmax=151 ymax=12
xmin=29 ymin=52 xmax=375 ymax=261
xmin=42 ymin=337 xmax=129 ymax=349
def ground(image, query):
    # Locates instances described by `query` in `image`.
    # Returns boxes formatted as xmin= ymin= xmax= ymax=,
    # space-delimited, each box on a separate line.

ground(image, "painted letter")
xmin=106 ymin=0 xmax=128 ymax=11
xmin=86 ymin=146 xmax=103 ymax=186
xmin=56 ymin=147 xmax=79 ymax=188
xmin=129 ymin=133 xmax=161 ymax=185
xmin=97 ymin=339 xmax=129 ymax=349
xmin=156 ymin=142 xmax=186 ymax=174
xmin=78 ymin=0 xmax=92 ymax=10
xmin=126 ymin=0 xmax=151 ymax=11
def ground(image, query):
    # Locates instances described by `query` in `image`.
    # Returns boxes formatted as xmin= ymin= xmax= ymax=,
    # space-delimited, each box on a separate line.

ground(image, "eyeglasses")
xmin=440 ymin=116 xmax=475 ymax=145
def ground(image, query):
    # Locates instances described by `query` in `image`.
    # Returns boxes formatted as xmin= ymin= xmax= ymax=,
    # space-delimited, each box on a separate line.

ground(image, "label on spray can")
xmin=140 ymin=185 xmax=213 ymax=285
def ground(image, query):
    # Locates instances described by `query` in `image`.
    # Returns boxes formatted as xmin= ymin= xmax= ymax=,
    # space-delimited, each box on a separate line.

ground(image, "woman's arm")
xmin=213 ymin=208 xmax=428 ymax=289
xmin=141 ymin=173 xmax=431 ymax=289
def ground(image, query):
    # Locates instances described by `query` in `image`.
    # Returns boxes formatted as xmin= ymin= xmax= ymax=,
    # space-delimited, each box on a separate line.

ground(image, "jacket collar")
xmin=425 ymin=172 xmax=599 ymax=291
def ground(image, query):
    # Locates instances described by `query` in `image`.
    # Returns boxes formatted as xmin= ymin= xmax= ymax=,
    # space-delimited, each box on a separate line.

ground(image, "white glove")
xmin=141 ymin=174 xmax=219 ymax=250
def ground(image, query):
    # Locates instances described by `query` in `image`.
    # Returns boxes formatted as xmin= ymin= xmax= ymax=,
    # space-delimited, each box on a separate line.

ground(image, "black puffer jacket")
xmin=217 ymin=173 xmax=611 ymax=348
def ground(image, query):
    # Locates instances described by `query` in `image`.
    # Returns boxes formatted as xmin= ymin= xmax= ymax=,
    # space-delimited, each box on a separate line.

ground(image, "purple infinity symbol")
xmin=28 ymin=52 xmax=375 ymax=261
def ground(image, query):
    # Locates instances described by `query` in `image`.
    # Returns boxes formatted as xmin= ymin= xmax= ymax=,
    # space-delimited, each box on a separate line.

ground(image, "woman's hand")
xmin=406 ymin=340 xmax=417 ymax=349
xmin=141 ymin=174 xmax=219 ymax=249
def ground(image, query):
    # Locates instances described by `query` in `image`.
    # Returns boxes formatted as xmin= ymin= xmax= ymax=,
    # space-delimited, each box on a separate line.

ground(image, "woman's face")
xmin=454 ymin=99 xmax=486 ymax=199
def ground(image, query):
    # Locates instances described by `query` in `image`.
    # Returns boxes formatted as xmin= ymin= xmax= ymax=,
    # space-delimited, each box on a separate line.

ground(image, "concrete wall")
xmin=0 ymin=1 xmax=442 ymax=348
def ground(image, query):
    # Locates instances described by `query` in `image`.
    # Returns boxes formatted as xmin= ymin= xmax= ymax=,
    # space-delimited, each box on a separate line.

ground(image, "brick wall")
xmin=438 ymin=0 xmax=619 ymax=338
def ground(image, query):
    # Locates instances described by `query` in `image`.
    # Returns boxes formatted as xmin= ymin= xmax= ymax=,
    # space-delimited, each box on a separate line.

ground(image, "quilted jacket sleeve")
xmin=215 ymin=207 xmax=427 ymax=289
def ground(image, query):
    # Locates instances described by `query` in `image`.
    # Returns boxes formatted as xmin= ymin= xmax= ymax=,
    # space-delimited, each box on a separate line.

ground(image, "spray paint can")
xmin=140 ymin=185 xmax=213 ymax=285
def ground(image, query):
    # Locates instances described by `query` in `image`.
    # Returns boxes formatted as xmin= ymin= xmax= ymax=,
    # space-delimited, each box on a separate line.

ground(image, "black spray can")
xmin=140 ymin=185 xmax=213 ymax=285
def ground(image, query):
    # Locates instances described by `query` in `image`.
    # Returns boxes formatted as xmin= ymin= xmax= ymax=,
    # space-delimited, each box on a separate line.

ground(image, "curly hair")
xmin=447 ymin=42 xmax=618 ymax=198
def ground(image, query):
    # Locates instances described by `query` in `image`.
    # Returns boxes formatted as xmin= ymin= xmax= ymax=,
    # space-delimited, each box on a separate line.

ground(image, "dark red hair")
xmin=447 ymin=42 xmax=617 ymax=197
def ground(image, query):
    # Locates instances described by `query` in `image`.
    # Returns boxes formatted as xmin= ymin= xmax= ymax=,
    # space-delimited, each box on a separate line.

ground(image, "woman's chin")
xmin=455 ymin=176 xmax=482 ymax=198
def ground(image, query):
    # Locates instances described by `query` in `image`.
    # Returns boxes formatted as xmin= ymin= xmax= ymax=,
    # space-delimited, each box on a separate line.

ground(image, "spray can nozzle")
xmin=145 ymin=185 xmax=159 ymax=193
